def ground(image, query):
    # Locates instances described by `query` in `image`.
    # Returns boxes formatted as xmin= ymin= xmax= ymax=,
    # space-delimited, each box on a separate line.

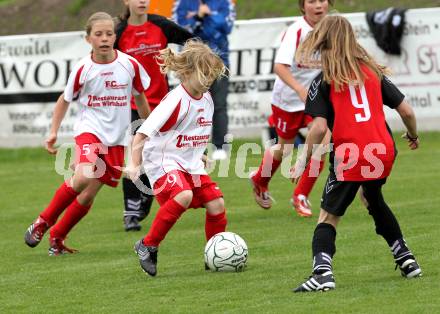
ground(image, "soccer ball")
xmin=204 ymin=232 xmax=248 ymax=272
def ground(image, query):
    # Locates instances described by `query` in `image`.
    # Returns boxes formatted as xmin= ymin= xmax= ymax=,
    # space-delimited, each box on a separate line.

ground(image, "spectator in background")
xmin=173 ymin=0 xmax=236 ymax=160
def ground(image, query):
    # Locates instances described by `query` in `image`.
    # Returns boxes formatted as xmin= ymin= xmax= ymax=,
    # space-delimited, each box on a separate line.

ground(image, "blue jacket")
xmin=173 ymin=0 xmax=235 ymax=66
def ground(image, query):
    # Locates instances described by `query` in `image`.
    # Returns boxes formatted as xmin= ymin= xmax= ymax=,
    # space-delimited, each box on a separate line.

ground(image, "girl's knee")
xmin=174 ymin=190 xmax=193 ymax=208
xmin=206 ymin=197 xmax=225 ymax=215
xmin=77 ymin=189 xmax=97 ymax=206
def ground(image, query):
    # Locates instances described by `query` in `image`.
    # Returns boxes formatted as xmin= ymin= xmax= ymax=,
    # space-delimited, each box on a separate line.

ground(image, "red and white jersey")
xmin=137 ymin=84 xmax=213 ymax=186
xmin=64 ymin=50 xmax=150 ymax=146
xmin=271 ymin=16 xmax=321 ymax=112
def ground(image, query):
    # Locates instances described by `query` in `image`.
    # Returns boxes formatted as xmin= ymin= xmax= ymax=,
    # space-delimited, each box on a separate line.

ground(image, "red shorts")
xmin=271 ymin=105 xmax=313 ymax=139
xmin=153 ymin=170 xmax=223 ymax=208
xmin=74 ymin=133 xmax=124 ymax=187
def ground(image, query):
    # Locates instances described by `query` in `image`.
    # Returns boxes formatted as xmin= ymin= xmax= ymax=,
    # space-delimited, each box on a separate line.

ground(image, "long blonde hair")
xmin=156 ymin=40 xmax=226 ymax=90
xmin=296 ymin=15 xmax=389 ymax=91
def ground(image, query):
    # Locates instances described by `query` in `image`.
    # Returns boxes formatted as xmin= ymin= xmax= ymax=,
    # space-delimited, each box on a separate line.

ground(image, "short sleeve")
xmin=130 ymin=58 xmax=151 ymax=96
xmin=381 ymin=76 xmax=405 ymax=109
xmin=63 ymin=62 xmax=85 ymax=102
xmin=148 ymin=14 xmax=194 ymax=45
xmin=274 ymin=23 xmax=300 ymax=66
xmin=137 ymin=95 xmax=181 ymax=137
xmin=304 ymin=73 xmax=332 ymax=119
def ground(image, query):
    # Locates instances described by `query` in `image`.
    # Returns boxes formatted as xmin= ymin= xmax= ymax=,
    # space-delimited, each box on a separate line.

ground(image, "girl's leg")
xmin=49 ymin=177 xmax=103 ymax=241
xmin=143 ymin=190 xmax=192 ymax=247
xmin=135 ymin=190 xmax=192 ymax=277
xmin=250 ymin=136 xmax=296 ymax=209
xmin=311 ymin=209 xmax=340 ymax=274
xmin=204 ymin=197 xmax=227 ymax=241
xmin=362 ymin=180 xmax=421 ymax=277
xmin=293 ymin=129 xmax=331 ymax=217
xmin=252 ymin=136 xmax=295 ymax=187
xmin=24 ymin=163 xmax=95 ymax=248
xmin=47 ymin=165 xmax=104 ymax=255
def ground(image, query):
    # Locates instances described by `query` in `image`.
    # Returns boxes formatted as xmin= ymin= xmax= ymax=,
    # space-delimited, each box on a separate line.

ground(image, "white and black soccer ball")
xmin=204 ymin=232 xmax=248 ymax=272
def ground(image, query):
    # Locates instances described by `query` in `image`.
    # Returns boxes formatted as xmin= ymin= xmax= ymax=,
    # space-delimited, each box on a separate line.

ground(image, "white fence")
xmin=0 ymin=8 xmax=439 ymax=147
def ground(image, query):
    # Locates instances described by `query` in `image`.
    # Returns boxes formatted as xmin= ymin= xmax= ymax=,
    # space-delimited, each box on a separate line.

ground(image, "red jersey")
xmin=305 ymin=65 xmax=405 ymax=181
xmin=115 ymin=14 xmax=193 ymax=110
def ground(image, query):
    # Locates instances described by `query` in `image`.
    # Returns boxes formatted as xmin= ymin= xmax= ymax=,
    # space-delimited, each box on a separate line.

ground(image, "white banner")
xmin=1 ymin=8 xmax=439 ymax=147
xmin=227 ymin=8 xmax=440 ymax=136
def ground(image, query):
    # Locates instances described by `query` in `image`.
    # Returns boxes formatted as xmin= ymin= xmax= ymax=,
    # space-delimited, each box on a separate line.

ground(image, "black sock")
xmin=312 ymin=223 xmax=337 ymax=274
xmin=362 ymin=182 xmax=403 ymax=246
xmin=122 ymin=177 xmax=142 ymax=217
xmin=390 ymin=238 xmax=414 ymax=266
xmin=367 ymin=205 xmax=403 ymax=246
xmin=138 ymin=174 xmax=153 ymax=221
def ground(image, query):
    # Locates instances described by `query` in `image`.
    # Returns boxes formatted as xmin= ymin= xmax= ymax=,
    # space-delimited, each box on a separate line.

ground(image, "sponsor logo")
xmin=325 ymin=178 xmax=335 ymax=194
xmin=101 ymin=71 xmax=114 ymax=76
xmin=126 ymin=43 xmax=162 ymax=56
xmin=176 ymin=134 xmax=210 ymax=148
xmin=308 ymin=79 xmax=321 ymax=101
xmin=87 ymin=95 xmax=128 ymax=107
xmin=197 ymin=117 xmax=213 ymax=127
xmin=105 ymin=80 xmax=128 ymax=90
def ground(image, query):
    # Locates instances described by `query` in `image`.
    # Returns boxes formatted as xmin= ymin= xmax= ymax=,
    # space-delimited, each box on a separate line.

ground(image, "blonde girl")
xmin=131 ymin=40 xmax=226 ymax=276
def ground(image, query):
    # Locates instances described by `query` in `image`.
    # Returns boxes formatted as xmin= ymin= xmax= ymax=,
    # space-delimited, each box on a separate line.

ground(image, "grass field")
xmin=1 ymin=133 xmax=439 ymax=313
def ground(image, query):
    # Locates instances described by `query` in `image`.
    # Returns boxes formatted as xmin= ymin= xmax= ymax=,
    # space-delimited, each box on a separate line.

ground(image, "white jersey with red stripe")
xmin=64 ymin=50 xmax=150 ymax=146
xmin=271 ymin=16 xmax=321 ymax=112
xmin=137 ymin=84 xmax=214 ymax=187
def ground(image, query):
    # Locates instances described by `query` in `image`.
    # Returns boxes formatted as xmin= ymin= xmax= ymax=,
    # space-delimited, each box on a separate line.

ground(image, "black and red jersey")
xmin=305 ymin=65 xmax=405 ymax=181
xmin=115 ymin=14 xmax=193 ymax=110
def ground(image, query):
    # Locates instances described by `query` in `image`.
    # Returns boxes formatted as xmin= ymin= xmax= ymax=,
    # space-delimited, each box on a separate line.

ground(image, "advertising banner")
xmin=1 ymin=8 xmax=439 ymax=147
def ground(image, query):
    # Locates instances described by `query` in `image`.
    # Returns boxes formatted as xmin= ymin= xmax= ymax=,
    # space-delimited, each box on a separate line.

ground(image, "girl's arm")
xmin=129 ymin=132 xmax=148 ymax=180
xmin=46 ymin=93 xmax=70 ymax=154
xmin=134 ymin=93 xmax=150 ymax=120
xmin=149 ymin=15 xmax=194 ymax=45
xmin=395 ymin=101 xmax=419 ymax=150
xmin=274 ymin=63 xmax=308 ymax=103
xmin=291 ymin=117 xmax=328 ymax=183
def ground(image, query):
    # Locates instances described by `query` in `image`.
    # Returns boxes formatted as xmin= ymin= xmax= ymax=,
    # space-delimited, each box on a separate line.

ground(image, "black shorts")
xmin=321 ymin=170 xmax=387 ymax=216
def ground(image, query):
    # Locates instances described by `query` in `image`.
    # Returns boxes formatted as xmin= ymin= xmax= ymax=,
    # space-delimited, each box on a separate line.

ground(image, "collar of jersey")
xmin=91 ymin=50 xmax=118 ymax=65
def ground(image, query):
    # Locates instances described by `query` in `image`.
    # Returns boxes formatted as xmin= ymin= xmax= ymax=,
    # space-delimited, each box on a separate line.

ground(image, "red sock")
xmin=49 ymin=199 xmax=92 ymax=239
xmin=253 ymin=149 xmax=282 ymax=188
xmin=40 ymin=182 xmax=79 ymax=226
xmin=143 ymin=199 xmax=187 ymax=247
xmin=205 ymin=211 xmax=227 ymax=241
xmin=294 ymin=160 xmax=325 ymax=197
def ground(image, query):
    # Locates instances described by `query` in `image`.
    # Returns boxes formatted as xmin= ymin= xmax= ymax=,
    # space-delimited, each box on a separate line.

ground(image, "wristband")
xmin=406 ymin=132 xmax=418 ymax=142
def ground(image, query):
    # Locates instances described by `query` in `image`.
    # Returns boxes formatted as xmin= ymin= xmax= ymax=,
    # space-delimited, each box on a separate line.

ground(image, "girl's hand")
xmin=290 ymin=161 xmax=306 ymax=185
xmin=202 ymin=154 xmax=213 ymax=170
xmin=402 ymin=132 xmax=419 ymax=150
xmin=298 ymin=87 xmax=308 ymax=104
xmin=198 ymin=4 xmax=211 ymax=17
xmin=124 ymin=165 xmax=141 ymax=182
xmin=45 ymin=133 xmax=58 ymax=154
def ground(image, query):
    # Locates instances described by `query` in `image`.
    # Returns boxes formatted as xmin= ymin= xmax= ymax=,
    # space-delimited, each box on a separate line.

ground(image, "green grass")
xmin=67 ymin=0 xmax=88 ymax=15
xmin=237 ymin=0 xmax=440 ymax=19
xmin=1 ymin=133 xmax=440 ymax=312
